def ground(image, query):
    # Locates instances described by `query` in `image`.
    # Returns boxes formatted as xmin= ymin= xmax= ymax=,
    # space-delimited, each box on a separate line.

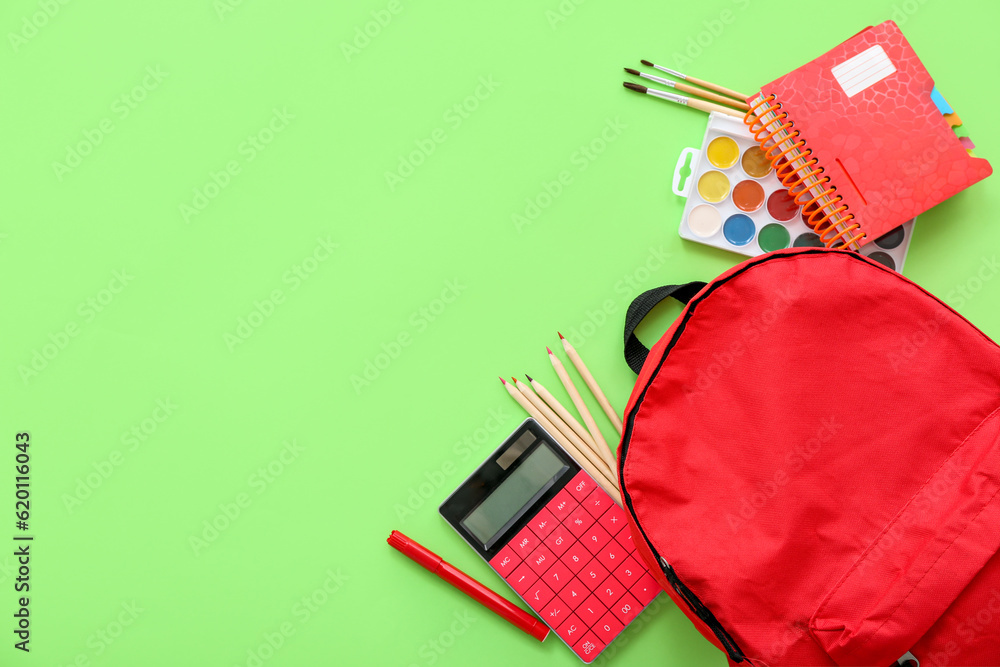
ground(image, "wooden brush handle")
xmin=684 ymin=75 xmax=751 ymax=103
xmin=675 ymin=81 xmax=750 ymax=110
xmin=687 ymin=98 xmax=745 ymax=118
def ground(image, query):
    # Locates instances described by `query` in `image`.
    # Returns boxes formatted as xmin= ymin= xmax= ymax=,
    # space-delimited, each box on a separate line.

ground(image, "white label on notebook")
xmin=831 ymin=45 xmax=896 ymax=97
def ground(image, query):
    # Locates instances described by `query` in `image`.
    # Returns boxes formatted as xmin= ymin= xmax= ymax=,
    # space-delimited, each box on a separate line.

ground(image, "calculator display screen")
xmin=461 ymin=442 xmax=567 ymax=548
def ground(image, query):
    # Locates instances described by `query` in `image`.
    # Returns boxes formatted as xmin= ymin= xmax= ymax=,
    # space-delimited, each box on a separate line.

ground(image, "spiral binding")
xmin=744 ymin=95 xmax=865 ymax=250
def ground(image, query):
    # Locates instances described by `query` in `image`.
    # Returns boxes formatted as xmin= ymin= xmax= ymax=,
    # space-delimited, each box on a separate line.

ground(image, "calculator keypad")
xmin=488 ymin=470 xmax=660 ymax=662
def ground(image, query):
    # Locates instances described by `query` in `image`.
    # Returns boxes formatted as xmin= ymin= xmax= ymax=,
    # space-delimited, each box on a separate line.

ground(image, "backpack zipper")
xmin=617 ymin=252 xmax=840 ymax=663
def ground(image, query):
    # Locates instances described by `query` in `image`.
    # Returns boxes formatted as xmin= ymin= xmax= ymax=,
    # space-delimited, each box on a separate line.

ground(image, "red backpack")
xmin=618 ymin=247 xmax=1000 ymax=666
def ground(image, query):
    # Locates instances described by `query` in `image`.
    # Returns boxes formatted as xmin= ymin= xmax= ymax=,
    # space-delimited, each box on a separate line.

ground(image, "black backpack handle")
xmin=623 ymin=282 xmax=706 ymax=374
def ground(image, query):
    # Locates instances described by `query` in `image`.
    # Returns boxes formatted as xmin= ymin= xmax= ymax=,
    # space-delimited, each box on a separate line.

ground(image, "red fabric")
xmin=619 ymin=248 xmax=1000 ymax=666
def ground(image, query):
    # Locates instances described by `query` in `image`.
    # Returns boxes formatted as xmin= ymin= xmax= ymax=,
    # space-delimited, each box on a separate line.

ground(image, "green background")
xmin=2 ymin=0 xmax=997 ymax=665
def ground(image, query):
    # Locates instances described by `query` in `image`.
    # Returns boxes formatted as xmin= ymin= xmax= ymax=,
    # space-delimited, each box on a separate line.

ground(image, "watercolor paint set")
xmin=672 ymin=112 xmax=916 ymax=272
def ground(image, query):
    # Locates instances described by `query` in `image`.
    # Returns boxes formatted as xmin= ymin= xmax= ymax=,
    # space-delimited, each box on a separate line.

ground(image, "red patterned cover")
xmin=760 ymin=21 xmax=992 ymax=243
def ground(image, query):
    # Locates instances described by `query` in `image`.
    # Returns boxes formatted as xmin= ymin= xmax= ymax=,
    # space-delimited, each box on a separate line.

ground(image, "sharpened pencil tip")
xmin=624 ymin=67 xmax=640 ymax=75
xmin=546 ymin=346 xmax=553 ymax=354
xmin=499 ymin=376 xmax=506 ymax=385
xmin=640 ymin=59 xmax=654 ymax=67
xmin=525 ymin=374 xmax=533 ymax=382
xmin=511 ymin=377 xmax=518 ymax=384
xmin=623 ymin=82 xmax=647 ymax=93
xmin=557 ymin=332 xmax=565 ymax=340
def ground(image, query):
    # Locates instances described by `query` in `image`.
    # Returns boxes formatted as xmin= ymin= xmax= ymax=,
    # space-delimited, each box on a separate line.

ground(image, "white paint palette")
xmin=673 ymin=112 xmax=915 ymax=272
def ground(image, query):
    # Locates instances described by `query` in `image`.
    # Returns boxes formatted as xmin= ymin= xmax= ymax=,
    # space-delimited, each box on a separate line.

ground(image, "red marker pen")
xmin=387 ymin=530 xmax=550 ymax=642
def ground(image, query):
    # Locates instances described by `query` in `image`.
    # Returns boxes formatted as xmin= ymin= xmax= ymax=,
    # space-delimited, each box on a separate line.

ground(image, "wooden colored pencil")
xmin=559 ymin=334 xmax=624 ymax=435
xmin=512 ymin=378 xmax=616 ymax=485
xmin=526 ymin=374 xmax=596 ymax=449
xmin=527 ymin=374 xmax=618 ymax=476
xmin=547 ymin=346 xmax=614 ymax=460
xmin=500 ymin=378 xmax=621 ymax=504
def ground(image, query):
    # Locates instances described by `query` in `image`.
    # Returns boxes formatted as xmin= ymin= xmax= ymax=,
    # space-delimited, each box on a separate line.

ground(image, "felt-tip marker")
xmin=387 ymin=530 xmax=550 ymax=642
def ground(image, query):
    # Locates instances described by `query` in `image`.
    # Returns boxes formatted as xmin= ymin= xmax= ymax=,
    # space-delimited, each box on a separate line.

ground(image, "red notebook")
xmin=744 ymin=20 xmax=992 ymax=250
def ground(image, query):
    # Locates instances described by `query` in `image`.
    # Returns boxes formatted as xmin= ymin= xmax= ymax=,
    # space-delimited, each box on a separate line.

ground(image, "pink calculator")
xmin=440 ymin=419 xmax=660 ymax=662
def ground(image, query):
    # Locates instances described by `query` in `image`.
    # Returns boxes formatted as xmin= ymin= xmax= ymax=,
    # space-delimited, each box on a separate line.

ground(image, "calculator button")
xmin=541 ymin=597 xmax=571 ymax=627
xmin=579 ymin=557 xmax=610 ymax=589
xmin=489 ymin=546 xmax=521 ymax=577
xmin=542 ymin=560 xmax=572 ymax=593
xmin=507 ymin=562 xmax=538 ymax=596
xmin=526 ymin=580 xmax=555 ymax=608
xmin=563 ymin=542 xmax=591 ymax=574
xmin=615 ymin=527 xmax=636 ymax=552
xmin=528 ymin=507 xmax=557 ymax=539
xmin=547 ymin=488 xmax=578 ymax=520
xmin=593 ymin=611 xmax=624 ymax=644
xmin=557 ymin=577 xmax=588 ymax=607
xmin=633 ymin=572 xmax=661 ymax=605
xmin=511 ymin=526 xmax=540 ymax=559
xmin=526 ymin=544 xmax=555 ymax=576
xmin=555 ymin=613 xmax=585 ymax=645
xmin=576 ymin=593 xmax=606 ymax=627
xmin=582 ymin=488 xmax=611 ymax=518
xmin=574 ymin=632 xmax=606 ymax=662
xmin=544 ymin=524 xmax=572 ymax=557
xmin=596 ymin=540 xmax=628 ymax=571
xmin=612 ymin=556 xmax=642 ymax=588
xmin=567 ymin=470 xmax=596 ymax=502
xmin=566 ymin=505 xmax=596 ymax=538
xmin=611 ymin=592 xmax=641 ymax=625
xmin=596 ymin=577 xmax=627 ymax=607
xmin=597 ymin=503 xmax=628 ymax=536
xmin=582 ymin=523 xmax=613 ymax=555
